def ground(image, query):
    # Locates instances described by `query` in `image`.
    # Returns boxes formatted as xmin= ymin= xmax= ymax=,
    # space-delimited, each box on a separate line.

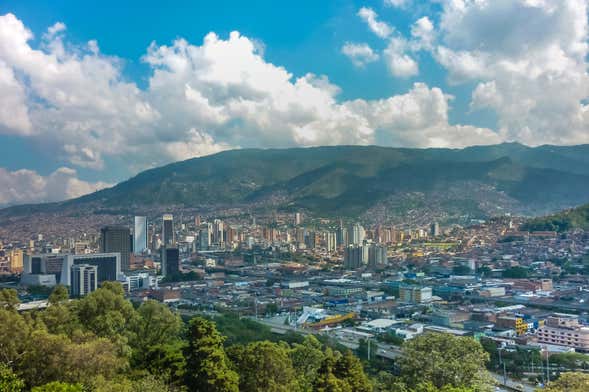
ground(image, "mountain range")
xmin=2 ymin=143 xmax=589 ymax=225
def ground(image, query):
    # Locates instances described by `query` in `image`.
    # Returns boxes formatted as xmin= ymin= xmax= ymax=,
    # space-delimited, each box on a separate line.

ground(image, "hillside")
xmin=521 ymin=203 xmax=589 ymax=232
xmin=2 ymin=143 xmax=589 ymax=223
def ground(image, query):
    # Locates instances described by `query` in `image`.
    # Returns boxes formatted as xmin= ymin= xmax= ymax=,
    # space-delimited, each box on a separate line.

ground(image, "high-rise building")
xmin=347 ymin=223 xmax=365 ymax=245
xmin=161 ymin=247 xmax=180 ymax=277
xmin=162 ymin=214 xmax=175 ymax=247
xmin=344 ymin=245 xmax=366 ymax=269
xmin=430 ymin=222 xmax=440 ymax=237
xmin=212 ymin=219 xmax=224 ymax=245
xmin=325 ymin=232 xmax=337 ymax=253
xmin=368 ymin=244 xmax=387 ymax=266
xmin=100 ymin=226 xmax=131 ymax=272
xmin=199 ymin=224 xmax=211 ymax=250
xmin=134 ymin=216 xmax=148 ymax=254
xmin=71 ymin=264 xmax=98 ymax=297
xmin=61 ymin=253 xmax=121 ymax=285
xmin=8 ymin=249 xmax=23 ymax=273
xmin=294 ymin=212 xmax=302 ymax=225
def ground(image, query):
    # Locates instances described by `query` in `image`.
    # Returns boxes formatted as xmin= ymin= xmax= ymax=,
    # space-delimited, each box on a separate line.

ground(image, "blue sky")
xmin=0 ymin=0 xmax=587 ymax=205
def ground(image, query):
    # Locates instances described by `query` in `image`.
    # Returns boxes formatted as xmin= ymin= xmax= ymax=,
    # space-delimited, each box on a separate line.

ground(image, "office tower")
xmin=195 ymin=215 xmax=201 ymax=226
xmin=199 ymin=224 xmax=211 ymax=249
xmin=134 ymin=216 xmax=148 ymax=254
xmin=61 ymin=253 xmax=121 ymax=285
xmin=100 ymin=226 xmax=131 ymax=272
xmin=212 ymin=219 xmax=224 ymax=245
xmin=162 ymin=214 xmax=175 ymax=246
xmin=161 ymin=247 xmax=180 ymax=277
xmin=430 ymin=222 xmax=440 ymax=237
xmin=294 ymin=212 xmax=302 ymax=225
xmin=347 ymin=223 xmax=365 ymax=245
xmin=71 ymin=264 xmax=98 ymax=297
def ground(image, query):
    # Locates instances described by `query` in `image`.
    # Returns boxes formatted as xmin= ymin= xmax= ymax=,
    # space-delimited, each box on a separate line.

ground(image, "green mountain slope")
xmin=521 ymin=203 xmax=589 ymax=232
xmin=2 ymin=143 xmax=589 ymax=220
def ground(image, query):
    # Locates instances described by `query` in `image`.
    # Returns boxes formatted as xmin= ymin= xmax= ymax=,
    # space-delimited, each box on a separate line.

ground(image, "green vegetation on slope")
xmin=3 ymin=143 xmax=589 ymax=218
xmin=522 ymin=203 xmax=589 ymax=232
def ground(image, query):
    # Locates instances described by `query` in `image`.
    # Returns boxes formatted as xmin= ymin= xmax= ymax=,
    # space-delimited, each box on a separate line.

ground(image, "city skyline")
xmin=0 ymin=0 xmax=587 ymax=206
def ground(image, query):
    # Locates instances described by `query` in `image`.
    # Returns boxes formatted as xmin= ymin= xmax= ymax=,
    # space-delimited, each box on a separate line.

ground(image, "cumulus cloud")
xmin=0 ymin=167 xmax=111 ymax=206
xmin=411 ymin=17 xmax=435 ymax=50
xmin=358 ymin=7 xmax=393 ymax=38
xmin=341 ymin=42 xmax=379 ymax=67
xmin=436 ymin=0 xmax=589 ymax=145
xmin=384 ymin=38 xmax=419 ymax=77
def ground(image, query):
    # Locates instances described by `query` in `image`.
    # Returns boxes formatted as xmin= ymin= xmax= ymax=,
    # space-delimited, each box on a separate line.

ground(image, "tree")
xmin=290 ymin=335 xmax=325 ymax=391
xmin=31 ymin=382 xmax=83 ymax=392
xmin=48 ymin=285 xmax=69 ymax=305
xmin=333 ymin=350 xmax=372 ymax=392
xmin=502 ymin=266 xmax=528 ymax=279
xmin=0 ymin=288 xmax=20 ymax=310
xmin=0 ymin=309 xmax=31 ymax=365
xmin=130 ymin=300 xmax=183 ymax=371
xmin=0 ymin=364 xmax=24 ymax=392
xmin=543 ymin=372 xmax=589 ymax=392
xmin=184 ymin=317 xmax=239 ymax=392
xmin=397 ymin=333 xmax=491 ymax=390
xmin=313 ymin=349 xmax=352 ymax=392
xmin=20 ymin=329 xmax=126 ymax=387
xmin=230 ymin=341 xmax=299 ymax=392
xmin=74 ymin=282 xmax=138 ymax=339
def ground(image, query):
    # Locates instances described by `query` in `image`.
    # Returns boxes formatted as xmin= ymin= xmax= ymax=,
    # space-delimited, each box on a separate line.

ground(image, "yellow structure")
xmin=515 ymin=317 xmax=527 ymax=336
xmin=307 ymin=312 xmax=356 ymax=328
xmin=9 ymin=249 xmax=23 ymax=273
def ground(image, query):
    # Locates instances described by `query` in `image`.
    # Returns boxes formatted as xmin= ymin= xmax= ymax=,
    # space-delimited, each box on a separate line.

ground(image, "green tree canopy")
xmin=397 ymin=333 xmax=491 ymax=390
xmin=543 ymin=372 xmax=589 ymax=392
xmin=31 ymin=381 xmax=83 ymax=392
xmin=48 ymin=285 xmax=69 ymax=305
xmin=184 ymin=317 xmax=239 ymax=392
xmin=230 ymin=341 xmax=299 ymax=392
xmin=0 ymin=364 xmax=24 ymax=392
xmin=0 ymin=288 xmax=20 ymax=310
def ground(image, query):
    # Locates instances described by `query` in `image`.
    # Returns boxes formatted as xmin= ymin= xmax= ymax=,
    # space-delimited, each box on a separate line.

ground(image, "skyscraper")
xmin=71 ymin=264 xmax=98 ymax=297
xmin=430 ymin=222 xmax=440 ymax=237
xmin=347 ymin=223 xmax=365 ymax=245
xmin=212 ymin=219 xmax=224 ymax=245
xmin=134 ymin=216 xmax=148 ymax=254
xmin=162 ymin=214 xmax=174 ymax=246
xmin=161 ymin=247 xmax=180 ymax=277
xmin=100 ymin=225 xmax=131 ymax=272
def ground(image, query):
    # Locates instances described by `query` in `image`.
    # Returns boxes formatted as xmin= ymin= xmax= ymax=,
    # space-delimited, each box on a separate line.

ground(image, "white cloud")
xmin=0 ymin=166 xmax=111 ymax=206
xmin=0 ymin=60 xmax=31 ymax=135
xmin=385 ymin=0 xmax=410 ymax=8
xmin=341 ymin=42 xmax=379 ymax=67
xmin=358 ymin=7 xmax=393 ymax=38
xmin=384 ymin=38 xmax=419 ymax=77
xmin=436 ymin=0 xmax=589 ymax=145
xmin=411 ymin=16 xmax=435 ymax=50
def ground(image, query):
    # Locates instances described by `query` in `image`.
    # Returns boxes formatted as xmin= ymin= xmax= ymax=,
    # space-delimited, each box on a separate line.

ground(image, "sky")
xmin=0 ymin=0 xmax=588 ymax=206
